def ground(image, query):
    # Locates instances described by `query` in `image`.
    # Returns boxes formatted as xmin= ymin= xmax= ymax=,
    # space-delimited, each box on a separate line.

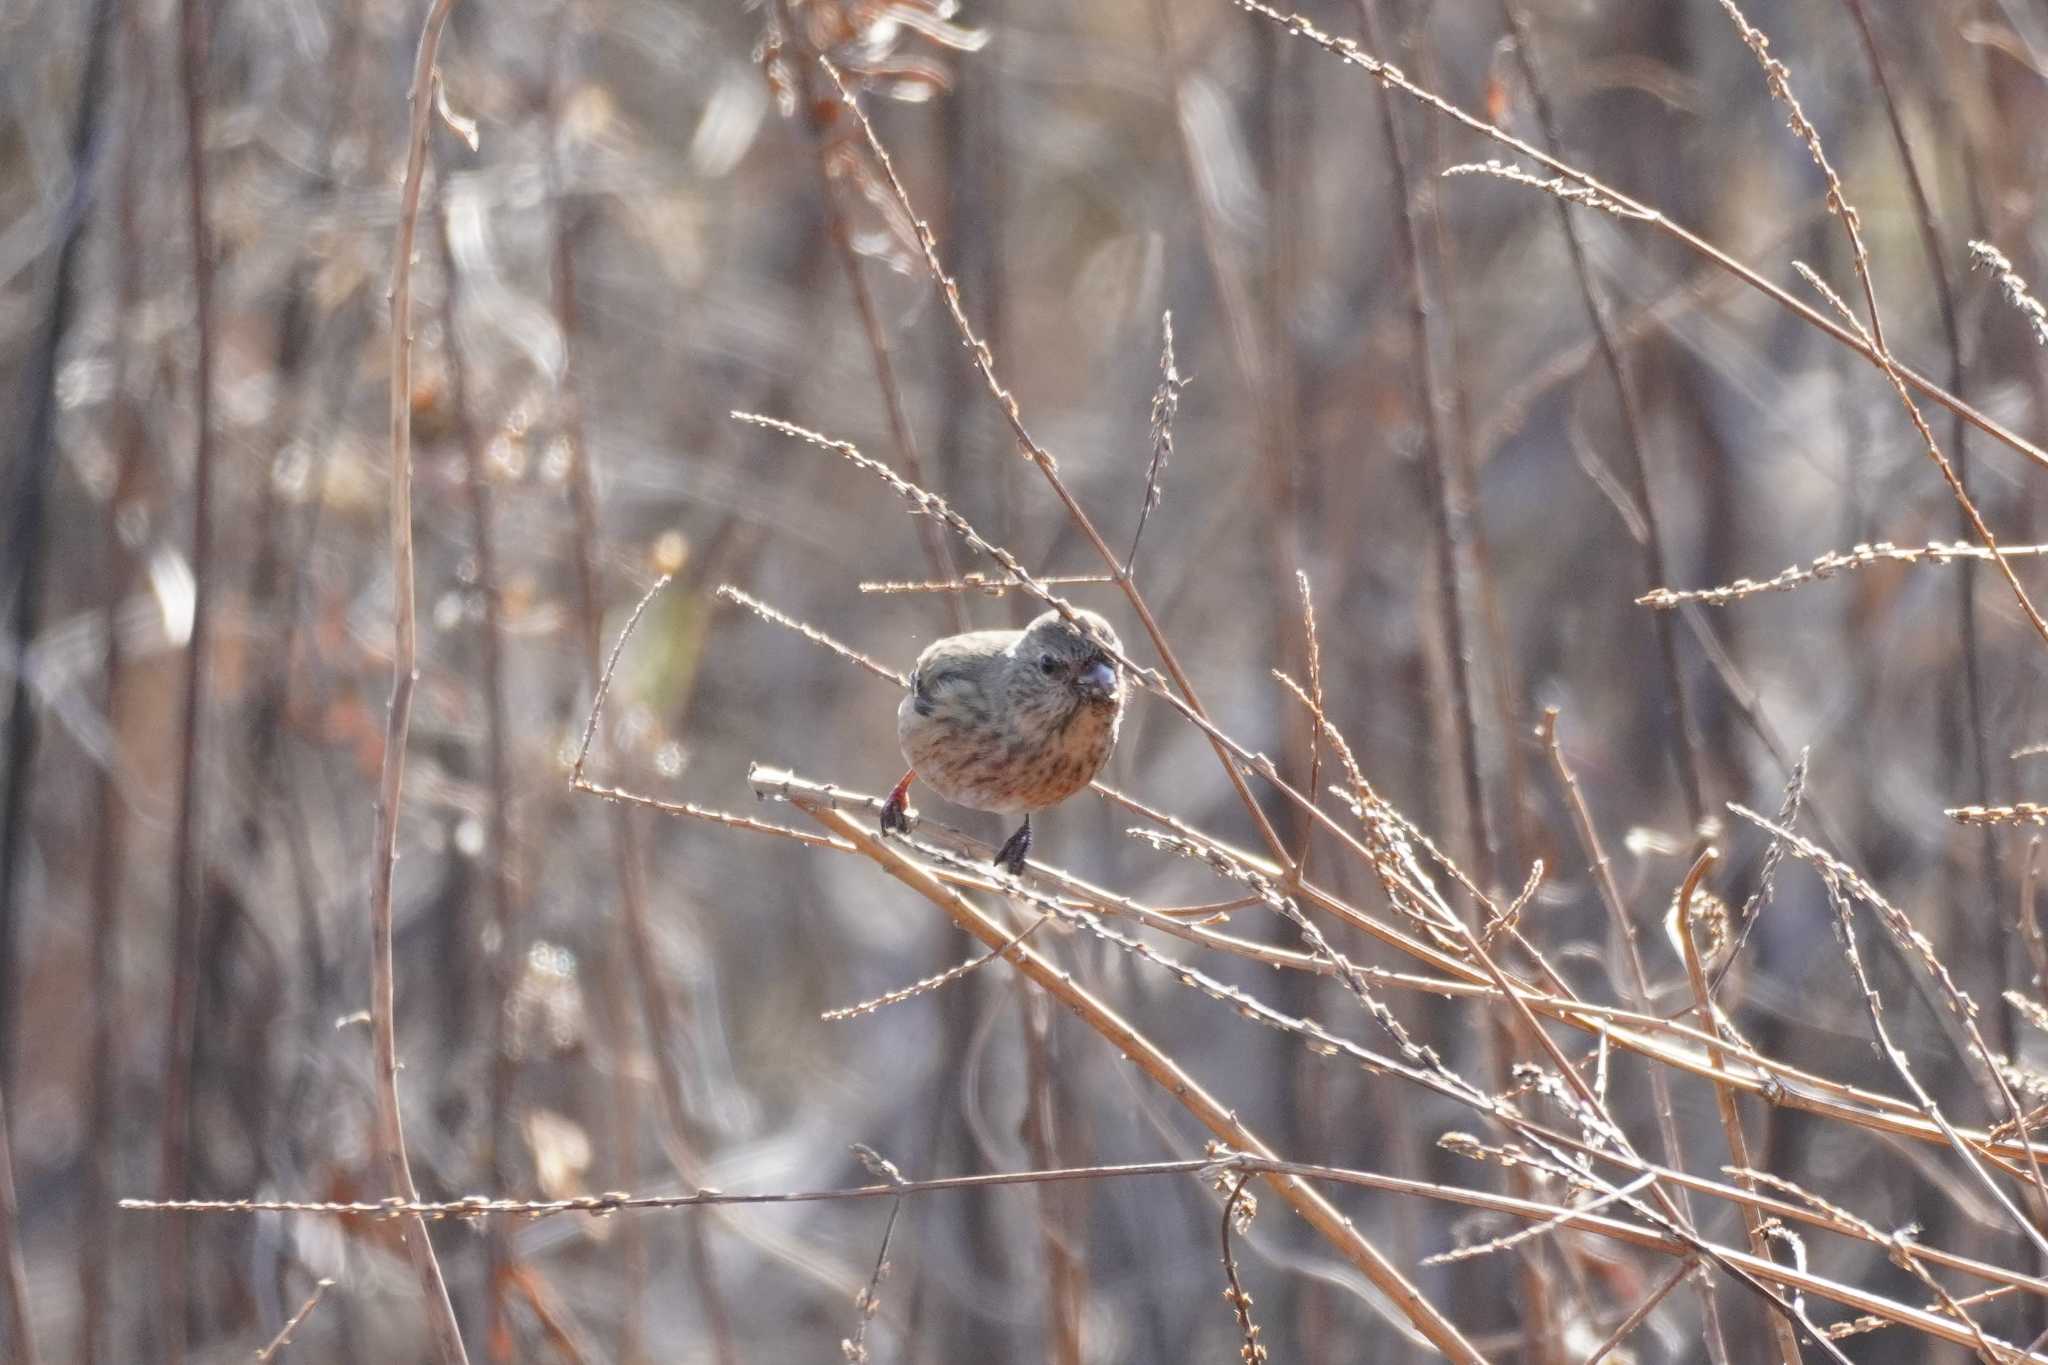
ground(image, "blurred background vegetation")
xmin=7 ymin=0 xmax=2048 ymax=1360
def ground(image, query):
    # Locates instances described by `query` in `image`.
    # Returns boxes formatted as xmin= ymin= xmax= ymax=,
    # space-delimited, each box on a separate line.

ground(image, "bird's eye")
xmin=1038 ymin=653 xmax=1060 ymax=675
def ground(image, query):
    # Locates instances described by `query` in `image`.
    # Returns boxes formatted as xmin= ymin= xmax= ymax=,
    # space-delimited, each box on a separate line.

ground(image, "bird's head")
xmin=1018 ymin=608 xmax=1123 ymax=709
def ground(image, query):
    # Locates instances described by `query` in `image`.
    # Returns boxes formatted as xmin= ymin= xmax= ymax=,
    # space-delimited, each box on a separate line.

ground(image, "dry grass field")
xmin=10 ymin=0 xmax=2048 ymax=1360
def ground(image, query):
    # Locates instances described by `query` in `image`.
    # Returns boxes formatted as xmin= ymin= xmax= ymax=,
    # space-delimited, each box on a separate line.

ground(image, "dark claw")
xmin=880 ymin=791 xmax=910 ymax=836
xmin=993 ymin=817 xmax=1032 ymax=877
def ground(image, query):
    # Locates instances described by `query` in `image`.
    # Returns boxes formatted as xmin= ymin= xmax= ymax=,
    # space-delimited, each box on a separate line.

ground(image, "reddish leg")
xmin=880 ymin=769 xmax=915 ymax=835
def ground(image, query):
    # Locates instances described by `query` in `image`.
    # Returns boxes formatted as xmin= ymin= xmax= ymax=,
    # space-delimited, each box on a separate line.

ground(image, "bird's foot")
xmin=880 ymin=771 xmax=915 ymax=836
xmin=992 ymin=818 xmax=1032 ymax=877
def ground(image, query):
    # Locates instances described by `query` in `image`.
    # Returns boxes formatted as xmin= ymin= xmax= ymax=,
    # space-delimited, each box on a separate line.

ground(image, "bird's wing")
xmin=911 ymin=629 xmax=1015 ymax=713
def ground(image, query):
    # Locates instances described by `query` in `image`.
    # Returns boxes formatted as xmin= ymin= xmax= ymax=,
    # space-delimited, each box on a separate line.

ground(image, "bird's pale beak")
xmin=1077 ymin=659 xmax=1116 ymax=701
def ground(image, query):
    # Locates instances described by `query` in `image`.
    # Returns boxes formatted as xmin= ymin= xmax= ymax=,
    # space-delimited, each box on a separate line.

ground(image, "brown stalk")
xmin=156 ymin=0 xmax=220 ymax=1352
xmin=369 ymin=3 xmax=470 ymax=1361
xmin=435 ymin=194 xmax=521 ymax=1360
xmin=83 ymin=6 xmax=150 ymax=1357
xmin=1676 ymin=848 xmax=1801 ymax=1364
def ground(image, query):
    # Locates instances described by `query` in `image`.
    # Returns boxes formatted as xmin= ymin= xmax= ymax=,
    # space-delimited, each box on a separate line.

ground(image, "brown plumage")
xmin=879 ymin=608 xmax=1126 ymax=874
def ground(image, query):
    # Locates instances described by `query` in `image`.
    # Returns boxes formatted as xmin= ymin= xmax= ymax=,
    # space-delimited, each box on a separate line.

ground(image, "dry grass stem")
xmin=1641 ymin=541 xmax=2048 ymax=609
xmin=1441 ymin=160 xmax=1655 ymax=220
xmin=1954 ymin=805 xmax=2048 ymax=829
xmin=820 ymin=916 xmax=1052 ymax=1021
xmin=1125 ymin=311 xmax=1184 ymax=577
xmin=856 ymin=574 xmax=1115 ymax=597
xmin=1972 ymin=242 xmax=2048 ymax=347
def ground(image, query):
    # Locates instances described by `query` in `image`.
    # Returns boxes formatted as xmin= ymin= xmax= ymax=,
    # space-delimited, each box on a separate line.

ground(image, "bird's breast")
xmin=898 ymin=687 xmax=1121 ymax=816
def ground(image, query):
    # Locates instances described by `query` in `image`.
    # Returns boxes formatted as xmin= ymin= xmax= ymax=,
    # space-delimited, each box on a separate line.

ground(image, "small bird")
xmin=880 ymin=607 xmax=1126 ymax=875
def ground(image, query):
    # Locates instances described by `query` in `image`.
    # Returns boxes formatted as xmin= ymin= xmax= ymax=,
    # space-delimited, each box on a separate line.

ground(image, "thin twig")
xmin=1218 ymin=1175 xmax=1268 ymax=1363
xmin=254 ymin=1279 xmax=335 ymax=1362
xmin=821 ymin=916 xmax=1053 ymax=1021
xmin=1713 ymin=0 xmax=1885 ymax=353
xmin=1710 ymin=748 xmax=1808 ymax=997
xmin=1292 ymin=573 xmax=1323 ymax=878
xmin=842 ymin=1147 xmax=908 ymax=1365
xmin=716 ymin=585 xmax=906 ymax=686
xmin=370 ymin=4 xmax=470 ymax=1361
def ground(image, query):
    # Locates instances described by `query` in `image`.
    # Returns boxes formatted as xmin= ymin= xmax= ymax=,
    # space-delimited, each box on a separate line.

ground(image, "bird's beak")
xmin=1076 ymin=659 xmax=1116 ymax=701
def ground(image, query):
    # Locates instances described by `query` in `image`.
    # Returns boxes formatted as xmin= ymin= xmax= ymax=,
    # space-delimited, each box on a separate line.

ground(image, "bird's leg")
xmin=993 ymin=814 xmax=1032 ymax=876
xmin=880 ymin=770 xmax=916 ymax=835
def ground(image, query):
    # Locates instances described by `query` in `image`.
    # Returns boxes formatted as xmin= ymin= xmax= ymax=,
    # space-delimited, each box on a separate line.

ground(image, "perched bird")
xmin=880 ymin=607 xmax=1126 ymax=874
